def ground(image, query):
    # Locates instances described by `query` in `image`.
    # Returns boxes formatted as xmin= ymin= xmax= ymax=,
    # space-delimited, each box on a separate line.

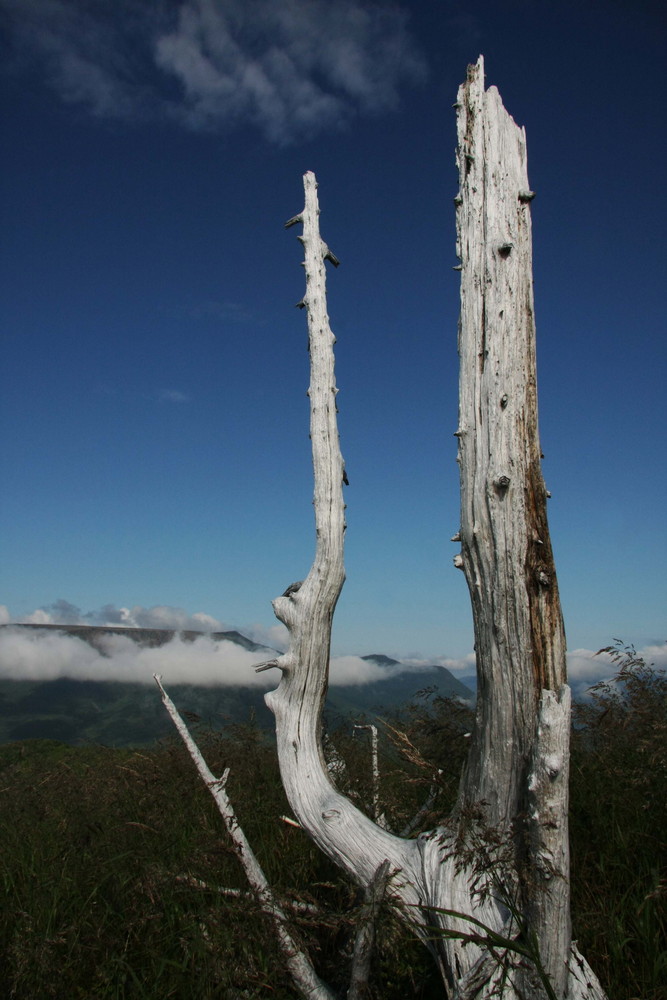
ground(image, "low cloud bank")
xmin=401 ymin=647 xmax=667 ymax=700
xmin=1 ymin=604 xmax=663 ymax=695
xmin=0 ymin=628 xmax=273 ymax=688
xmin=0 ymin=601 xmax=473 ymax=689
xmin=1 ymin=600 xmax=289 ymax=651
xmin=0 ymin=627 xmax=457 ymax=689
xmin=329 ymin=656 xmax=395 ymax=686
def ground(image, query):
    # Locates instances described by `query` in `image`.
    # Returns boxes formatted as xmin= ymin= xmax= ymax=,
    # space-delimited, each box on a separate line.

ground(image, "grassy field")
xmin=1 ymin=648 xmax=665 ymax=999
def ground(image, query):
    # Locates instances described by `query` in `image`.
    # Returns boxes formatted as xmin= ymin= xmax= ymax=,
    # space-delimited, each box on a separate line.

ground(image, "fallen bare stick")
xmin=173 ymin=875 xmax=321 ymax=917
xmin=153 ymin=673 xmax=336 ymax=1000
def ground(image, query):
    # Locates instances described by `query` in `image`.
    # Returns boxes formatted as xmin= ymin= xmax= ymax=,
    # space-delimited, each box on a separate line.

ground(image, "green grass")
xmin=1 ymin=649 xmax=665 ymax=998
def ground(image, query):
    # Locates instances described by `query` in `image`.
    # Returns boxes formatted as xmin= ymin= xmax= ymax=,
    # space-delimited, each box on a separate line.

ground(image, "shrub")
xmin=570 ymin=642 xmax=667 ymax=1000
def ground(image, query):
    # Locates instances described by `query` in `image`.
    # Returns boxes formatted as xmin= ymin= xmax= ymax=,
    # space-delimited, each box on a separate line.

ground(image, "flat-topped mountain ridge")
xmin=4 ymin=622 xmax=267 ymax=652
xmin=0 ymin=624 xmax=473 ymax=746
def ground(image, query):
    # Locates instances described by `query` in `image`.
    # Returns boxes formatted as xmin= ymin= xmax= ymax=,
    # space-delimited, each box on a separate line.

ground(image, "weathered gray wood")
xmin=455 ymin=55 xmax=567 ymax=818
xmin=154 ymin=107 xmax=610 ymax=999
xmin=526 ymin=685 xmax=573 ymax=996
xmin=257 ymin=63 xmax=608 ymax=999
xmin=454 ymin=56 xmax=576 ymax=997
xmin=264 ymin=171 xmax=423 ymax=902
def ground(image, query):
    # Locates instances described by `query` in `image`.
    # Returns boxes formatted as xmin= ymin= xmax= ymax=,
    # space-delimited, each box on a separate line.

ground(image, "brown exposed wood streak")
xmin=524 ymin=455 xmax=564 ymax=693
xmin=479 ymin=294 xmax=487 ymax=373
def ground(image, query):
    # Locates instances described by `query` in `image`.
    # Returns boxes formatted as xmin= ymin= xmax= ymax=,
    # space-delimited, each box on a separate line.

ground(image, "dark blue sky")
xmin=1 ymin=0 xmax=665 ymax=661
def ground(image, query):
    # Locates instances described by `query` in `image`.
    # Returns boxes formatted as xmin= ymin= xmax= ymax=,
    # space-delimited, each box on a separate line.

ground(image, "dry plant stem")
xmin=143 ymin=62 xmax=613 ymax=995
xmin=353 ymin=724 xmax=383 ymax=825
xmin=153 ymin=673 xmax=336 ymax=1000
xmin=347 ymin=860 xmax=391 ymax=1000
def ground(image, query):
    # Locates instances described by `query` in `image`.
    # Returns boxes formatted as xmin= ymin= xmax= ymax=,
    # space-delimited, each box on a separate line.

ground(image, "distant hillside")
xmin=0 ymin=624 xmax=473 ymax=746
xmin=327 ymin=653 xmax=472 ymax=721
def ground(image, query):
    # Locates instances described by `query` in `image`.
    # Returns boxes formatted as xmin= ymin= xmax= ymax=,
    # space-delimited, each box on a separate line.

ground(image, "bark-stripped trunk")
xmin=266 ymin=172 xmax=424 ymax=903
xmin=266 ymin=61 xmax=607 ymax=999
xmin=454 ymin=55 xmax=571 ymax=996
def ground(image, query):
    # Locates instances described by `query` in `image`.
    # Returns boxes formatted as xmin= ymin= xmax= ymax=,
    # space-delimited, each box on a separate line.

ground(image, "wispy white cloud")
xmin=566 ymin=643 xmax=667 ymax=700
xmin=1 ymin=0 xmax=159 ymax=118
xmin=193 ymin=300 xmax=261 ymax=325
xmin=15 ymin=599 xmax=226 ymax=633
xmin=154 ymin=0 xmax=426 ymax=141
xmin=10 ymin=601 xmax=287 ymax=649
xmin=240 ymin=621 xmax=289 ymax=652
xmin=402 ymin=652 xmax=477 ymax=675
xmin=0 ymin=622 xmax=453 ymax=689
xmin=158 ymin=388 xmax=190 ymax=403
xmin=2 ymin=0 xmax=426 ymax=142
xmin=0 ymin=602 xmax=458 ymax=689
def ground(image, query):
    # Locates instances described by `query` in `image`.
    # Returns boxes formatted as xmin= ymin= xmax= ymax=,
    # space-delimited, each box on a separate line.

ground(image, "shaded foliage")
xmin=569 ymin=643 xmax=667 ymax=1000
xmin=0 ymin=725 xmax=437 ymax=999
xmin=1 ymin=648 xmax=665 ymax=998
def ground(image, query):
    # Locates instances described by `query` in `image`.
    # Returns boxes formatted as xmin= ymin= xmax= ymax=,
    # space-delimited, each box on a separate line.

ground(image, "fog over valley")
xmin=1 ymin=603 xmax=664 ymax=700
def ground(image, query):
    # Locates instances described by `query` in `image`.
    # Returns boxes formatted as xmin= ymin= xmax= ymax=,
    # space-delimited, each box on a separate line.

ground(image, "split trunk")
xmin=266 ymin=58 xmax=606 ymax=999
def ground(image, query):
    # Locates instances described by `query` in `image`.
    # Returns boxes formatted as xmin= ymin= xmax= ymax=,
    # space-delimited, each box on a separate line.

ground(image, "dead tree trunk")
xmin=266 ymin=60 xmax=607 ymax=999
xmin=453 ymin=55 xmax=571 ymax=996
